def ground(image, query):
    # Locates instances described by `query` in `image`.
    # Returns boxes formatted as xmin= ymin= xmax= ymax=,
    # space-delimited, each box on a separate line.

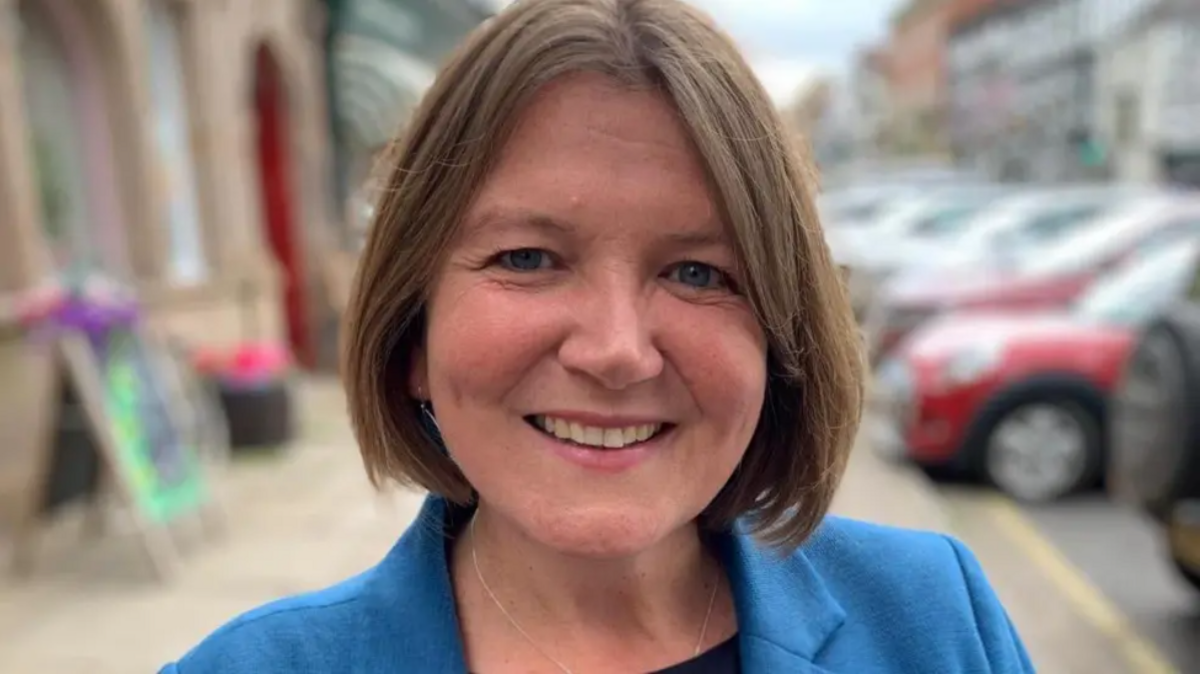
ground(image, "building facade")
xmin=945 ymin=0 xmax=1152 ymax=182
xmin=847 ymin=47 xmax=893 ymax=159
xmin=883 ymin=0 xmax=958 ymax=157
xmin=1095 ymin=0 xmax=1200 ymax=186
xmin=0 ymin=0 xmax=346 ymax=521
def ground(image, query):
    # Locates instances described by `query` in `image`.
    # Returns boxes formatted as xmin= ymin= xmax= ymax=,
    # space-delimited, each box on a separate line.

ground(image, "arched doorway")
xmin=253 ymin=44 xmax=313 ymax=368
xmin=17 ymin=0 xmax=129 ymax=278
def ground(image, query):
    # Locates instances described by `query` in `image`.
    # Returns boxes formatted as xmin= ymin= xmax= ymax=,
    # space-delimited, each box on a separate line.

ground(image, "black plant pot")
xmin=217 ymin=378 xmax=295 ymax=452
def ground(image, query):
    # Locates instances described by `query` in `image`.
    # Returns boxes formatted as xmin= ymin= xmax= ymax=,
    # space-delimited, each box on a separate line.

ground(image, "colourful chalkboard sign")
xmin=97 ymin=329 xmax=207 ymax=524
xmin=10 ymin=277 xmax=219 ymax=579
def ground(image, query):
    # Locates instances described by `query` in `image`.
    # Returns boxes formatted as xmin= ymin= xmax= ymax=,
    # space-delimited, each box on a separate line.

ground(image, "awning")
xmin=331 ymin=34 xmax=436 ymax=151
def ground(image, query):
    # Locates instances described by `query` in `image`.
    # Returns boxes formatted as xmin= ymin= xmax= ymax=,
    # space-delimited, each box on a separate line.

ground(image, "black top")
xmin=470 ymin=635 xmax=740 ymax=674
xmin=652 ymin=634 xmax=740 ymax=674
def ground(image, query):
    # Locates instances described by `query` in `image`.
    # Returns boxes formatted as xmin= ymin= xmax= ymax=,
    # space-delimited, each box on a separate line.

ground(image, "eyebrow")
xmin=462 ymin=207 xmax=569 ymax=239
xmin=463 ymin=207 xmax=730 ymax=248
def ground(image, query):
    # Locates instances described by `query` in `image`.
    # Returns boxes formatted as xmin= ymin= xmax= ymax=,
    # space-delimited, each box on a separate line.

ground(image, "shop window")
xmin=17 ymin=1 xmax=125 ymax=276
xmin=145 ymin=1 xmax=207 ymax=283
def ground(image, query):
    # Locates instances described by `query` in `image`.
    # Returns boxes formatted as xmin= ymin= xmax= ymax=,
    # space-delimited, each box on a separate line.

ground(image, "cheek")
xmin=424 ymin=282 xmax=561 ymax=406
xmin=663 ymin=306 xmax=768 ymax=435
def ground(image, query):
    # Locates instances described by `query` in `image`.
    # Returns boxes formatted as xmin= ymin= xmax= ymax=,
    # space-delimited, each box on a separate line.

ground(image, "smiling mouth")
xmin=524 ymin=415 xmax=672 ymax=450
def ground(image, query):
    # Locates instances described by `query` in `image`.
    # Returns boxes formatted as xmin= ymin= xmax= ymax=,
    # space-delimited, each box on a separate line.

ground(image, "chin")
xmin=519 ymin=500 xmax=689 ymax=559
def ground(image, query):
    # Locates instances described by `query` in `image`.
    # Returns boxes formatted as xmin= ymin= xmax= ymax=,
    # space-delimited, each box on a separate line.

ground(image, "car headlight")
xmin=942 ymin=342 xmax=1005 ymax=385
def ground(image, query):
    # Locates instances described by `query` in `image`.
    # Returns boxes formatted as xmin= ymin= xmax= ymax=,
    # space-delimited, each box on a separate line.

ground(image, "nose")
xmin=557 ymin=281 xmax=664 ymax=390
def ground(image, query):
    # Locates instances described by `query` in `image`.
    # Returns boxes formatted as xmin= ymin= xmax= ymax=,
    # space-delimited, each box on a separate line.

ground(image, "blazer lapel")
xmin=360 ymin=497 xmax=470 ymax=673
xmin=718 ymin=524 xmax=846 ymax=674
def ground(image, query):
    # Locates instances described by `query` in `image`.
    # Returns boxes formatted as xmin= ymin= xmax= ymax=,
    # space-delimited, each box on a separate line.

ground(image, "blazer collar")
xmin=364 ymin=496 xmax=845 ymax=673
xmin=717 ymin=521 xmax=846 ymax=673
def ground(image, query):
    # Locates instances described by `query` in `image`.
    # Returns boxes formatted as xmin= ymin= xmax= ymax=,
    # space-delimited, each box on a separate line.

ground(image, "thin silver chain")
xmin=469 ymin=516 xmax=721 ymax=674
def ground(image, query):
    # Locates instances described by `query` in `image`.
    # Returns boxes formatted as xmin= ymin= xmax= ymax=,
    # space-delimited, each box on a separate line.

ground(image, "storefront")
xmin=0 ymin=0 xmax=341 ymax=527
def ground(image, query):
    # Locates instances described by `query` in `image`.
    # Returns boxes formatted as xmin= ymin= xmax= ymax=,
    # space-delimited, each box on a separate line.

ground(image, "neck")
xmin=453 ymin=505 xmax=726 ymax=646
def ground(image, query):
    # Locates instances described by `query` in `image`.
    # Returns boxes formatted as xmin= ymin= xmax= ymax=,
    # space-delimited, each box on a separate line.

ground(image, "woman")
xmin=162 ymin=0 xmax=1033 ymax=672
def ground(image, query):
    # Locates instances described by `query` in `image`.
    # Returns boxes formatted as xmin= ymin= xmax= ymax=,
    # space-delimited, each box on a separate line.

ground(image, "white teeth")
xmin=533 ymin=416 xmax=663 ymax=449
xmin=584 ymin=426 xmax=604 ymax=446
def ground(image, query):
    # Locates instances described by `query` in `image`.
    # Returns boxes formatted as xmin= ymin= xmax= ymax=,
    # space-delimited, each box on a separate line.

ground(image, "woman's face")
xmin=414 ymin=73 xmax=768 ymax=557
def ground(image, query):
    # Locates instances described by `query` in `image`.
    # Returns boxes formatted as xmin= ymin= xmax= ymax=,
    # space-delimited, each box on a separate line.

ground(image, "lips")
xmin=526 ymin=415 xmax=668 ymax=450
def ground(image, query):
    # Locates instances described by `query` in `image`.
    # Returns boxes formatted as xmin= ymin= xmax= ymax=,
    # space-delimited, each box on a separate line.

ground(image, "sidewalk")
xmin=0 ymin=378 xmax=1123 ymax=673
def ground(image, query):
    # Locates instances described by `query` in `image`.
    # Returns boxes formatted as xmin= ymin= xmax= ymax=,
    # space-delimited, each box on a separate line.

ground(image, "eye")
xmin=666 ymin=261 xmax=729 ymax=290
xmin=497 ymin=248 xmax=552 ymax=272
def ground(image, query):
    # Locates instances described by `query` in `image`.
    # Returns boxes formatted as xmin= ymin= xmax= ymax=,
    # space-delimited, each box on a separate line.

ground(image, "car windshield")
xmin=1073 ymin=242 xmax=1199 ymax=326
xmin=1009 ymin=199 xmax=1113 ymax=241
xmin=822 ymin=198 xmax=889 ymax=223
xmin=1017 ymin=201 xmax=1166 ymax=278
xmin=906 ymin=199 xmax=997 ymax=237
xmin=872 ymin=191 xmax=1004 ymax=238
xmin=819 ymin=189 xmax=909 ymax=224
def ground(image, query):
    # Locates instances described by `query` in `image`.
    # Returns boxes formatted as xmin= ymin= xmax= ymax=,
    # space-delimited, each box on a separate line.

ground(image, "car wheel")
xmin=982 ymin=400 xmax=1102 ymax=503
xmin=1109 ymin=307 xmax=1200 ymax=520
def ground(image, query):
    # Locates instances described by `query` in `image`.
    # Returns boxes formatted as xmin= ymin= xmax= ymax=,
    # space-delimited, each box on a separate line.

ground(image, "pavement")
xmin=939 ymin=484 xmax=1199 ymax=673
xmin=0 ymin=378 xmax=1160 ymax=673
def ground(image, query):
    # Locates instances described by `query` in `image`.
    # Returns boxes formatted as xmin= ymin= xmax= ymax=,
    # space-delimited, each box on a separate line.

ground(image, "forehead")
xmin=465 ymin=72 xmax=723 ymax=242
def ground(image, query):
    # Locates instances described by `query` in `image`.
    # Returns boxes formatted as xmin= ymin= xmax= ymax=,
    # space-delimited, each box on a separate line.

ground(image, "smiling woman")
xmin=161 ymin=1 xmax=1032 ymax=673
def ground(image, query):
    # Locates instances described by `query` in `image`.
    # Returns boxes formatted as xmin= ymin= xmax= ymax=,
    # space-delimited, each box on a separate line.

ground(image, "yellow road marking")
xmin=981 ymin=494 xmax=1178 ymax=674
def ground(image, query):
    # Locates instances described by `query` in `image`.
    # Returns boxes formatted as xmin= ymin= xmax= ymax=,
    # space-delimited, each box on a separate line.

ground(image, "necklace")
xmin=469 ymin=516 xmax=721 ymax=674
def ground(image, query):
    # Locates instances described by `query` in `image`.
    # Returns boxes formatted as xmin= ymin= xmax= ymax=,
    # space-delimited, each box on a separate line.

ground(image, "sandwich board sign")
xmin=7 ymin=280 xmax=221 ymax=580
xmin=99 ymin=327 xmax=208 ymax=523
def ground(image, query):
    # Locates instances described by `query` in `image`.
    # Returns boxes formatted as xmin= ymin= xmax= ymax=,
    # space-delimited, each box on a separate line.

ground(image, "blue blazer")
xmin=161 ymin=496 xmax=1034 ymax=673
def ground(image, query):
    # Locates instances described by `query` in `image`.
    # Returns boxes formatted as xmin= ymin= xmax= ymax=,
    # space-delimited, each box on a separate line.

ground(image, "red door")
xmin=254 ymin=47 xmax=313 ymax=368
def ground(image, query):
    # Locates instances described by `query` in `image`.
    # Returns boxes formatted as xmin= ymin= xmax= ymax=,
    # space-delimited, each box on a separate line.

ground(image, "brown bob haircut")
xmin=343 ymin=0 xmax=865 ymax=550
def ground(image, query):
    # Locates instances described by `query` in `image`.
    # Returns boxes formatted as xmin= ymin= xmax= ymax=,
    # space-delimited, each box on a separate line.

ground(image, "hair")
xmin=342 ymin=0 xmax=865 ymax=550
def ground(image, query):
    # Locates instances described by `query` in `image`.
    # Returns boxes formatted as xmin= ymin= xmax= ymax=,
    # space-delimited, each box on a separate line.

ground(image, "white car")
xmin=887 ymin=187 xmax=1148 ymax=289
xmin=835 ymin=188 xmax=1011 ymax=281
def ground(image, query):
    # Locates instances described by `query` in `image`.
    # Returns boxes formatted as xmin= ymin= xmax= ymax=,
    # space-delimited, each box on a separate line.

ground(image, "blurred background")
xmin=3 ymin=0 xmax=1200 ymax=672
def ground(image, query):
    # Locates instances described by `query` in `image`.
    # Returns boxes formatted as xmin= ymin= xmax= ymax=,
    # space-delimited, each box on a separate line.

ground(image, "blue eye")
xmin=669 ymin=261 xmax=726 ymax=289
xmin=498 ymin=249 xmax=550 ymax=271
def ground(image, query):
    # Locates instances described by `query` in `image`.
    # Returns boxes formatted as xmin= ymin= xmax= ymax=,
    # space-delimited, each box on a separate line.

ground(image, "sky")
xmin=485 ymin=0 xmax=900 ymax=107
xmin=686 ymin=0 xmax=900 ymax=106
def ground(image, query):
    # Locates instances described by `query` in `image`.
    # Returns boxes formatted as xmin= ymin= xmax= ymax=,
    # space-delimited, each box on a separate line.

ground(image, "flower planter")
xmin=217 ymin=378 xmax=295 ymax=452
xmin=199 ymin=343 xmax=295 ymax=453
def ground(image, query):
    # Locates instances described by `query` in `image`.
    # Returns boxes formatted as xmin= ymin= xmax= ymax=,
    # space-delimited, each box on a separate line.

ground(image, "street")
xmin=936 ymin=484 xmax=1200 ymax=673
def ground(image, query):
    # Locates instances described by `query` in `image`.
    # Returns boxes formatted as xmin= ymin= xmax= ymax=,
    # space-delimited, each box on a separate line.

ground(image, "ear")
xmin=408 ymin=345 xmax=429 ymax=401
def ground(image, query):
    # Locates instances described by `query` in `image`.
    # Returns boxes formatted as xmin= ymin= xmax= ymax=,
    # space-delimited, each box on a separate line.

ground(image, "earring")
xmin=417 ymin=395 xmax=448 ymax=455
xmin=420 ymin=399 xmax=442 ymax=435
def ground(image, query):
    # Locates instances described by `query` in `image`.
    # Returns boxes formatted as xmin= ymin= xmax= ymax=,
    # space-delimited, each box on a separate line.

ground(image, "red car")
xmin=868 ymin=241 xmax=1200 ymax=502
xmin=865 ymin=194 xmax=1200 ymax=364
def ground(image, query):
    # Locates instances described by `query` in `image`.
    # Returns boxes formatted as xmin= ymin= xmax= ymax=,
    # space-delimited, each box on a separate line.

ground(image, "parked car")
xmin=869 ymin=240 xmax=1200 ymax=502
xmin=820 ymin=184 xmax=998 ymax=319
xmin=888 ymin=186 xmax=1144 ymax=282
xmin=819 ymin=185 xmax=914 ymax=228
xmin=837 ymin=188 xmax=1013 ymax=282
xmin=866 ymin=193 xmax=1200 ymax=365
xmin=1109 ymin=242 xmax=1200 ymax=590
